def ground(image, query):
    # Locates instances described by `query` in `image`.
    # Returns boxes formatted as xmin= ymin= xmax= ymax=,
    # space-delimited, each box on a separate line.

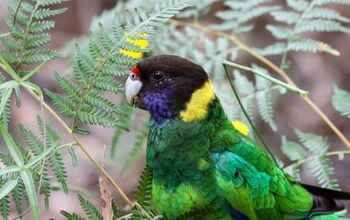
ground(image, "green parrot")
xmin=124 ymin=55 xmax=350 ymax=220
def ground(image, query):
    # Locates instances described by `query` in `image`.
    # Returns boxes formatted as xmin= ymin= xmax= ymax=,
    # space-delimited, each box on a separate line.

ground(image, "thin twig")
xmin=172 ymin=20 xmax=350 ymax=149
xmin=117 ymin=213 xmax=133 ymax=220
xmin=11 ymin=208 xmax=31 ymax=220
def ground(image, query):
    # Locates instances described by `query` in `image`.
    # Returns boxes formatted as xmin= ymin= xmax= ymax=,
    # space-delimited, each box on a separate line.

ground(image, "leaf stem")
xmin=284 ymin=150 xmax=350 ymax=170
xmin=223 ymin=61 xmax=308 ymax=97
xmin=172 ymin=19 xmax=350 ymax=149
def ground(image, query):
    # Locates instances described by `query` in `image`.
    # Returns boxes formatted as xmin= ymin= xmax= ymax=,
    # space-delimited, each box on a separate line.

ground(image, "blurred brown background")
xmin=0 ymin=0 xmax=350 ymax=219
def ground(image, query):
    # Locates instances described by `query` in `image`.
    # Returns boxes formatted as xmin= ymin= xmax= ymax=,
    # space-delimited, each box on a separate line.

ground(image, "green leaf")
xmin=266 ymin=25 xmax=293 ymax=39
xmin=255 ymin=43 xmax=286 ymax=56
xmin=0 ymin=122 xmax=24 ymax=166
xmin=270 ymin=11 xmax=300 ymax=24
xmin=0 ymin=179 xmax=18 ymax=200
xmin=304 ymin=7 xmax=350 ymax=22
xmin=309 ymin=155 xmax=339 ymax=189
xmin=67 ymin=145 xmax=78 ymax=167
xmin=20 ymin=170 xmax=40 ymax=220
xmin=0 ymin=88 xmax=13 ymax=117
xmin=288 ymin=39 xmax=340 ymax=56
xmin=0 ymin=166 xmax=21 ymax=177
xmin=135 ymin=166 xmax=153 ymax=209
xmin=281 ymin=136 xmax=307 ymax=161
xmin=78 ymin=194 xmax=103 ymax=220
xmin=60 ymin=210 xmax=85 ymax=220
xmin=1 ymin=0 xmax=66 ymax=69
xmin=332 ymin=86 xmax=350 ymax=117
xmin=287 ymin=0 xmax=309 ymax=11
xmin=14 ymin=86 xmax=21 ymax=108
xmin=253 ymin=65 xmax=277 ymax=131
xmin=314 ymin=0 xmax=350 ymax=5
xmin=295 ymin=19 xmax=350 ymax=34
xmin=0 ymin=194 xmax=10 ymax=220
xmin=25 ymin=145 xmax=59 ymax=168
xmin=295 ymin=129 xmax=329 ymax=154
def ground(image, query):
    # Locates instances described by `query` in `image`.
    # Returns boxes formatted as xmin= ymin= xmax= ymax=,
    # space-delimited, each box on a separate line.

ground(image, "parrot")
xmin=124 ymin=55 xmax=350 ymax=220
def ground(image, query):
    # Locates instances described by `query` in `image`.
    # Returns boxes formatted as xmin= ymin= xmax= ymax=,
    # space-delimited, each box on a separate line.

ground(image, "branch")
xmin=172 ymin=19 xmax=350 ymax=149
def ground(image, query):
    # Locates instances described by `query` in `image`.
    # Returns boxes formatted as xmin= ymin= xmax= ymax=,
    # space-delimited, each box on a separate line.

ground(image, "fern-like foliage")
xmin=78 ymin=194 xmax=103 ymax=220
xmin=177 ymin=0 xmax=214 ymax=19
xmin=0 ymin=117 xmax=68 ymax=219
xmin=60 ymin=194 xmax=119 ymax=220
xmin=47 ymin=0 xmax=197 ymax=133
xmin=0 ymin=75 xmax=11 ymax=128
xmin=282 ymin=129 xmax=340 ymax=190
xmin=332 ymin=86 xmax=350 ymax=118
xmin=0 ymin=0 xmax=66 ymax=73
xmin=131 ymin=165 xmax=154 ymax=220
xmin=223 ymin=65 xmax=285 ymax=132
xmin=211 ymin=0 xmax=280 ymax=33
xmin=134 ymin=166 xmax=153 ymax=209
xmin=258 ymin=0 xmax=350 ymax=66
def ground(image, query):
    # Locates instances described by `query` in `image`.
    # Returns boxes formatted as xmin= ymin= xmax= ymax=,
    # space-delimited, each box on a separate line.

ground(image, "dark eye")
xmin=152 ymin=71 xmax=165 ymax=81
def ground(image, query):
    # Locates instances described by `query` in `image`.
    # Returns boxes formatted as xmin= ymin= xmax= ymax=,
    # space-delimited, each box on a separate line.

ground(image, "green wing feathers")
xmin=212 ymin=149 xmax=314 ymax=220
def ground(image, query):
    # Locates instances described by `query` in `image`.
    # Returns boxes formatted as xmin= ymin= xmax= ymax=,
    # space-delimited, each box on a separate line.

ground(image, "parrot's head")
xmin=125 ymin=55 xmax=216 ymax=122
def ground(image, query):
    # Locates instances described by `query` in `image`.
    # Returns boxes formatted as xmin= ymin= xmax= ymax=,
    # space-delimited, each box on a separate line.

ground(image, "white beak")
xmin=125 ymin=73 xmax=143 ymax=106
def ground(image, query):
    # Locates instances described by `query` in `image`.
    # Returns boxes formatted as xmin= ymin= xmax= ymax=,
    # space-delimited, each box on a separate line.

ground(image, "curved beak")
xmin=125 ymin=73 xmax=143 ymax=106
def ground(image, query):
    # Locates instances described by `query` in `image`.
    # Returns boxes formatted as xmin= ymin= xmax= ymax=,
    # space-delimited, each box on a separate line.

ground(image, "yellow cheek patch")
xmin=180 ymin=81 xmax=215 ymax=122
xmin=232 ymin=120 xmax=249 ymax=136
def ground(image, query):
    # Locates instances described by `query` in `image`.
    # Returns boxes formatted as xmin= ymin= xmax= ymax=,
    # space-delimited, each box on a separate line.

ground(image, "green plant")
xmin=0 ymin=0 xmax=350 ymax=219
xmin=0 ymin=0 xmax=197 ymax=219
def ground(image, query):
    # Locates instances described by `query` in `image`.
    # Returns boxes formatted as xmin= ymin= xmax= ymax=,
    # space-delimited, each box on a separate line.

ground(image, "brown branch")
xmin=171 ymin=20 xmax=350 ymax=149
xmin=99 ymin=146 xmax=113 ymax=220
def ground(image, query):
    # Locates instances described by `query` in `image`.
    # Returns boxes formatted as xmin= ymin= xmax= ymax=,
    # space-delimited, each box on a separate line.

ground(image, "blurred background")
xmin=0 ymin=0 xmax=350 ymax=219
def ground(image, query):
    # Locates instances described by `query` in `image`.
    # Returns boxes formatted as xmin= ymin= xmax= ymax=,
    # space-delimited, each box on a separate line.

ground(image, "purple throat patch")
xmin=142 ymin=88 xmax=174 ymax=122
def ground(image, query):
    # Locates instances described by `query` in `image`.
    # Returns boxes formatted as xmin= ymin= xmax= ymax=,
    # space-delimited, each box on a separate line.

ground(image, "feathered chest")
xmin=146 ymin=119 xmax=213 ymax=173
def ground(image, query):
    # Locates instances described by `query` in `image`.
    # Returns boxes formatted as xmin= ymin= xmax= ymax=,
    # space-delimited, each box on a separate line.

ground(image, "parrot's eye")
xmin=152 ymin=71 xmax=165 ymax=81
